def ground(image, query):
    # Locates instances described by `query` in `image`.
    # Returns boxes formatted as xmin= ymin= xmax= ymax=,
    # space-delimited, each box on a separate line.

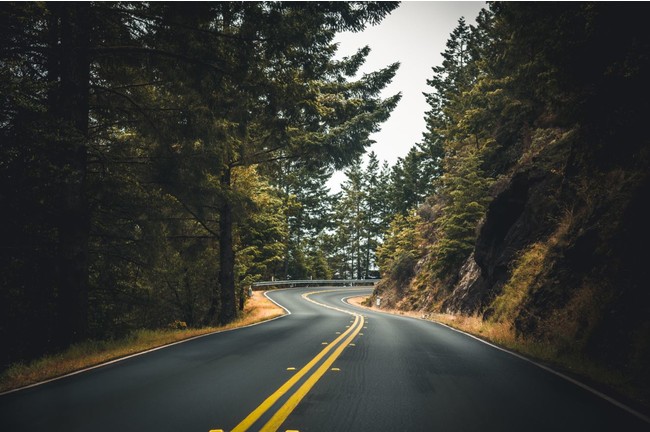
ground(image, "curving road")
xmin=1 ymin=286 xmax=648 ymax=431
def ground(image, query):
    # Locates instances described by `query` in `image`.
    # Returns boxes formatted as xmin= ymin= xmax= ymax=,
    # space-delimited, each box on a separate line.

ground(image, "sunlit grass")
xmin=0 ymin=291 xmax=284 ymax=393
xmin=350 ymin=295 xmax=639 ymax=406
xmin=490 ymin=242 xmax=547 ymax=323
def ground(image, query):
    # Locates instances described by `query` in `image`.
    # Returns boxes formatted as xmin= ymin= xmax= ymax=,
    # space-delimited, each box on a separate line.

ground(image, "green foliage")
xmin=387 ymin=146 xmax=439 ymax=215
xmin=233 ymin=165 xmax=287 ymax=284
xmin=269 ymin=161 xmax=335 ymax=280
xmin=375 ymin=15 xmax=496 ymax=287
xmin=430 ymin=149 xmax=493 ymax=277
xmin=376 ymin=211 xmax=423 ymax=283
xmin=371 ymin=2 xmax=650 ymax=407
xmin=326 ymin=152 xmax=399 ymax=279
xmin=489 ymin=242 xmax=547 ymax=323
xmin=0 ymin=2 xmax=400 ymax=365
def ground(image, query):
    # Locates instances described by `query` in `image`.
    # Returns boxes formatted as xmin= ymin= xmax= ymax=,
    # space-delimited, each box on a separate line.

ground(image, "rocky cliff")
xmin=374 ymin=3 xmax=650 ymax=408
xmin=445 ymin=124 xmax=650 ymax=393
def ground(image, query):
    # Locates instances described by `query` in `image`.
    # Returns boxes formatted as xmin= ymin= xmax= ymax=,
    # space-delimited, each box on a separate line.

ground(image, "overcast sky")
xmin=329 ymin=1 xmax=486 ymax=191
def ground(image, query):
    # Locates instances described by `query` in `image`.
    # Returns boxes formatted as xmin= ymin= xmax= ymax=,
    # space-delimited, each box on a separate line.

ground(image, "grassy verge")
xmin=0 ymin=291 xmax=284 ymax=394
xmin=347 ymin=295 xmax=648 ymax=415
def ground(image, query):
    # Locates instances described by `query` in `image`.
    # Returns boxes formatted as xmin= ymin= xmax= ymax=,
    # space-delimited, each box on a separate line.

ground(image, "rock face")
xmin=442 ymin=253 xmax=481 ymax=314
xmin=442 ymin=128 xmax=650 ymax=394
xmin=375 ymin=3 xmax=650 ymax=403
xmin=518 ymin=170 xmax=650 ymax=376
xmin=379 ymin=162 xmax=562 ymax=317
xmin=443 ymin=141 xmax=568 ymax=315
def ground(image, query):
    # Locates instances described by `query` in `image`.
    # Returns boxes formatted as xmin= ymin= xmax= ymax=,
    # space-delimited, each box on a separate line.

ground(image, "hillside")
xmin=373 ymin=2 xmax=650 ymax=408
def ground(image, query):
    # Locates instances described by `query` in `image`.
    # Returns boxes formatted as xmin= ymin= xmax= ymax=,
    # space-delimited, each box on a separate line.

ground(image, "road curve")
xmin=1 ymin=286 xmax=648 ymax=431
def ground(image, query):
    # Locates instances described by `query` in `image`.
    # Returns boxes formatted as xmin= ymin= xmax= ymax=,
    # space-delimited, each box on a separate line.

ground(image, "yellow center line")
xmin=260 ymin=315 xmax=365 ymax=432
xmin=230 ymin=290 xmax=361 ymax=432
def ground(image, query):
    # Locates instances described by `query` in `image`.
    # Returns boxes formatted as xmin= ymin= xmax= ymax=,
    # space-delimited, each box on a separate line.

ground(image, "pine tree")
xmin=362 ymin=152 xmax=381 ymax=277
xmin=338 ymin=159 xmax=366 ymax=279
xmin=377 ymin=15 xmax=492 ymax=287
xmin=0 ymin=2 xmax=402 ymax=363
xmin=278 ymin=162 xmax=334 ymax=280
xmin=94 ymin=2 xmax=401 ymax=324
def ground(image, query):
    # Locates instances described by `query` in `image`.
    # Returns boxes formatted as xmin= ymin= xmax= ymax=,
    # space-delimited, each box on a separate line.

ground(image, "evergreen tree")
xmin=376 ymin=160 xmax=394 ymax=232
xmin=206 ymin=2 xmax=401 ymax=323
xmin=232 ymin=165 xmax=287 ymax=305
xmin=377 ymin=15 xmax=492 ymax=288
xmin=376 ymin=211 xmax=422 ymax=285
xmin=0 ymin=2 xmax=401 ymax=364
xmin=424 ymin=17 xmax=475 ymax=132
xmin=362 ymin=152 xmax=382 ymax=277
xmin=97 ymin=2 xmax=401 ymax=324
xmin=337 ymin=159 xmax=366 ymax=279
xmin=269 ymin=160 xmax=334 ymax=280
xmin=387 ymin=146 xmax=439 ymax=214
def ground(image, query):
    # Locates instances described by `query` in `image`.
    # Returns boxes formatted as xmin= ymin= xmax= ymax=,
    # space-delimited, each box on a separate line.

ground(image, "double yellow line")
xmin=224 ymin=291 xmax=365 ymax=432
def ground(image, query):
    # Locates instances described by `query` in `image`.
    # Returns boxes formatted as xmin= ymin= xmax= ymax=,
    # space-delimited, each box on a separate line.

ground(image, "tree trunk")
xmin=50 ymin=3 xmax=91 ymax=346
xmin=218 ymin=167 xmax=237 ymax=324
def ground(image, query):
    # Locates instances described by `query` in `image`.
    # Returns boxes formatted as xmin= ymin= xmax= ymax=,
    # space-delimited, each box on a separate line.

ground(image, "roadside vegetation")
xmin=370 ymin=3 xmax=650 ymax=411
xmin=3 ymin=1 xmax=649 ymax=416
xmin=0 ymin=2 xmax=399 ymax=371
xmin=0 ymin=292 xmax=284 ymax=394
xmin=349 ymin=295 xmax=641 ymax=414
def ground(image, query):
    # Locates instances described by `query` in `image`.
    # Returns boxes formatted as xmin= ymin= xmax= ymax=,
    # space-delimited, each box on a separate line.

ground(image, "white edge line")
xmin=341 ymin=296 xmax=650 ymax=425
xmin=340 ymin=291 xmax=373 ymax=308
xmin=0 ymin=290 xmax=292 ymax=397
xmin=302 ymin=287 xmax=369 ymax=317
xmin=263 ymin=288 xmax=293 ymax=317
xmin=434 ymin=321 xmax=650 ymax=424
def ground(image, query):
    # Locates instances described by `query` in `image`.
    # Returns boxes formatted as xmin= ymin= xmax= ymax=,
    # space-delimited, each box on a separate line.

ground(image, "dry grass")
xmin=350 ymin=295 xmax=637 ymax=406
xmin=490 ymin=242 xmax=547 ymax=322
xmin=489 ymin=206 xmax=575 ymax=325
xmin=0 ymin=291 xmax=284 ymax=394
xmin=351 ymin=295 xmax=520 ymax=346
xmin=352 ymin=295 xmax=580 ymax=365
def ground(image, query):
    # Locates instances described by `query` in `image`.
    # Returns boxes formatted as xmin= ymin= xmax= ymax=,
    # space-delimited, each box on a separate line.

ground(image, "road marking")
xmin=286 ymin=367 xmax=296 ymax=371
xmin=1 ymin=291 xmax=293 ymax=398
xmin=225 ymin=289 xmax=365 ymax=432
xmin=340 ymin=292 xmax=650 ymax=426
xmin=260 ymin=315 xmax=365 ymax=432
xmin=230 ymin=292 xmax=362 ymax=432
xmin=331 ymin=368 xmax=341 ymax=371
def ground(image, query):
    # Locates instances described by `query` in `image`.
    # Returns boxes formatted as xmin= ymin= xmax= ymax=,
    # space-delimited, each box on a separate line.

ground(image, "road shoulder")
xmin=0 ymin=291 xmax=286 ymax=395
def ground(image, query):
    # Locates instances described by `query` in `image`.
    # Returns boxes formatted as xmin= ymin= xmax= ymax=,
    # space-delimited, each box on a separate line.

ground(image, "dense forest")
xmin=371 ymin=3 xmax=650 ymax=407
xmin=2 ymin=1 xmax=650 ymax=409
xmin=0 ymin=2 xmax=402 ymax=368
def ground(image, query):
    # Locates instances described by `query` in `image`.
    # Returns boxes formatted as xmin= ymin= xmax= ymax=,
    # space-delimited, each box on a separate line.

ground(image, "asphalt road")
xmin=1 ymin=286 xmax=648 ymax=431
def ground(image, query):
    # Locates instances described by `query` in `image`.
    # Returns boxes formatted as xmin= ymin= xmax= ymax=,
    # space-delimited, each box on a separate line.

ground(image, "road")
xmin=1 ymin=286 xmax=648 ymax=431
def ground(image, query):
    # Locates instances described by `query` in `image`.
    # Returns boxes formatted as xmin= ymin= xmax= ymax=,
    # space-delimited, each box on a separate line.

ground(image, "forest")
xmin=0 ymin=2 xmax=402 ymax=368
xmin=2 ymin=1 xmax=650 ymax=408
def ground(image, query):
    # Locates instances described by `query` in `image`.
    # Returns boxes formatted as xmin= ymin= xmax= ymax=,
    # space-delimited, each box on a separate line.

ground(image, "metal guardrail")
xmin=251 ymin=279 xmax=380 ymax=289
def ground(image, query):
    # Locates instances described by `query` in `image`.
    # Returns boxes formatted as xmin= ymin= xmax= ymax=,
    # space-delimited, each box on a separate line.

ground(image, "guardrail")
xmin=251 ymin=279 xmax=380 ymax=289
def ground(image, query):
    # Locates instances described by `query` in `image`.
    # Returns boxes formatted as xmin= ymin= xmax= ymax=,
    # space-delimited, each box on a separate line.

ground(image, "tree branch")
xmin=91 ymin=46 xmax=231 ymax=76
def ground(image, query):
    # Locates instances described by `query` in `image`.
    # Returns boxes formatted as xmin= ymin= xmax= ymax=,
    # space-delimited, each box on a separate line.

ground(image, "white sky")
xmin=328 ymin=1 xmax=486 ymax=191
